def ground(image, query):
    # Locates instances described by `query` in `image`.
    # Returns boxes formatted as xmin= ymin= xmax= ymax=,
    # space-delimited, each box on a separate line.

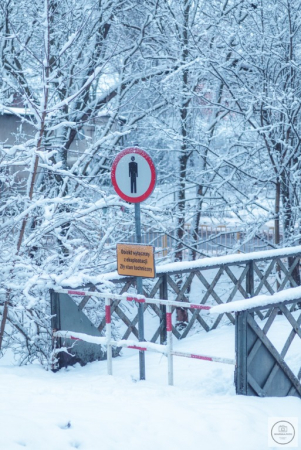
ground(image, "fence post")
xmin=160 ymin=273 xmax=168 ymax=344
xmin=240 ymin=260 xmax=253 ymax=392
xmin=50 ymin=289 xmax=61 ymax=371
xmin=236 ymin=232 xmax=241 ymax=253
xmin=163 ymin=234 xmax=168 ymax=257
xmin=50 ymin=288 xmax=60 ymax=330
xmin=166 ymin=303 xmax=174 ymax=386
xmin=135 ymin=202 xmax=146 ymax=381
xmin=235 ymin=310 xmax=248 ymax=395
xmin=246 ymin=260 xmax=254 ymax=298
xmin=105 ymin=297 xmax=112 ymax=375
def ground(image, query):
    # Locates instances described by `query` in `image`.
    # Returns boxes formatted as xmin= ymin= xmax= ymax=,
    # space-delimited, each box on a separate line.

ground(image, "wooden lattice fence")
xmin=52 ymin=247 xmax=301 ymax=357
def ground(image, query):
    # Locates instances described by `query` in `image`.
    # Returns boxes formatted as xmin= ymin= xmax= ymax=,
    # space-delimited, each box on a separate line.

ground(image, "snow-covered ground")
xmin=1 ymin=321 xmax=300 ymax=450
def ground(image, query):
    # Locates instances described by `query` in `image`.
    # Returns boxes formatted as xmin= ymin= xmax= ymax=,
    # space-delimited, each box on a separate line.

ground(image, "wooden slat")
xmin=247 ymin=372 xmax=266 ymax=397
xmin=196 ymin=268 xmax=236 ymax=325
xmin=175 ymin=272 xmax=195 ymax=302
xmin=111 ymin=305 xmax=139 ymax=339
xmin=180 ymin=309 xmax=209 ymax=338
xmin=278 ymin=305 xmax=301 ymax=341
xmin=195 ymin=313 xmax=210 ymax=332
xmin=148 ymin=277 xmax=163 ymax=298
xmin=166 ymin=275 xmax=190 ymax=303
xmin=253 ymin=260 xmax=276 ymax=296
xmin=211 ymin=311 xmax=234 ymax=330
xmin=277 ymin=258 xmax=299 ymax=290
xmin=195 ymin=267 xmax=225 ymax=304
xmin=224 ymin=265 xmax=249 ymax=300
xmin=150 ymin=321 xmax=165 ymax=343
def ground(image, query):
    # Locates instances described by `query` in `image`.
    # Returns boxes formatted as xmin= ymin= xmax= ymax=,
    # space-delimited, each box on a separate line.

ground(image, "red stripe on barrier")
xmin=191 ymin=354 xmax=213 ymax=361
xmin=166 ymin=312 xmax=172 ymax=332
xmin=68 ymin=290 xmax=86 ymax=296
xmin=105 ymin=305 xmax=111 ymax=324
xmin=70 ymin=336 xmax=81 ymax=341
xmin=126 ymin=296 xmax=145 ymax=303
xmin=128 ymin=345 xmax=147 ymax=351
xmin=190 ymin=304 xmax=211 ymax=310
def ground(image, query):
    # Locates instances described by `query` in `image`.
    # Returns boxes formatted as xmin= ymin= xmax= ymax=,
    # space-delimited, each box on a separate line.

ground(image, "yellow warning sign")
xmin=117 ymin=243 xmax=155 ymax=278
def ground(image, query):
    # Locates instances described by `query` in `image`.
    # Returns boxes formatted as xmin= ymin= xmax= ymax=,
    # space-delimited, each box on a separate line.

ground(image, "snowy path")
xmin=0 ymin=324 xmax=300 ymax=450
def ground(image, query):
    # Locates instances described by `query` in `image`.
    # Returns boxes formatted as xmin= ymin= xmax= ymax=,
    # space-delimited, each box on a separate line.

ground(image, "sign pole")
xmin=135 ymin=202 xmax=146 ymax=380
xmin=111 ymin=146 xmax=156 ymax=382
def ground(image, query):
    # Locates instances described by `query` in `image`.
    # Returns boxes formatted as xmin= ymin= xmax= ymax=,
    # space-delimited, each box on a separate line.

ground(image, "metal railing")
xmin=100 ymin=224 xmax=277 ymax=258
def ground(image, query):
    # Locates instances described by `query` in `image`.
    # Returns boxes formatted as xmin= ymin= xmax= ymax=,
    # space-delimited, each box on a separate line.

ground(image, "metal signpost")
xmin=111 ymin=147 xmax=156 ymax=380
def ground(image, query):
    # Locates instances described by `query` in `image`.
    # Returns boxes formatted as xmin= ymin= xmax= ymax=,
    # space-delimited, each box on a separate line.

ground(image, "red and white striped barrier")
xmin=53 ymin=288 xmax=234 ymax=385
xmin=172 ymin=351 xmax=234 ymax=365
xmin=54 ymin=330 xmax=166 ymax=354
xmin=56 ymin=288 xmax=211 ymax=311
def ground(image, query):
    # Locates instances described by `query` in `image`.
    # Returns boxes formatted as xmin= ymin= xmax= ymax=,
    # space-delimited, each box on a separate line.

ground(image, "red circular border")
xmin=111 ymin=147 xmax=156 ymax=203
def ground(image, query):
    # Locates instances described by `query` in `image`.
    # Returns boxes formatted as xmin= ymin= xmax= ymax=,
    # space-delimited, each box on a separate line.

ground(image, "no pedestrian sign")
xmin=111 ymin=147 xmax=156 ymax=203
xmin=117 ymin=243 xmax=155 ymax=278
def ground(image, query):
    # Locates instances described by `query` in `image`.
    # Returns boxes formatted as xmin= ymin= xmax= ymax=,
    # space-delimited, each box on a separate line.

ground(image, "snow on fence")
xmin=53 ymin=289 xmax=234 ymax=386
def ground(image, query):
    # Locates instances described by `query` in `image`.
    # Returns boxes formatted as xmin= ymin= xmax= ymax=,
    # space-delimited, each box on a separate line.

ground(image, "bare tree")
xmin=0 ymin=0 xmax=172 ymax=361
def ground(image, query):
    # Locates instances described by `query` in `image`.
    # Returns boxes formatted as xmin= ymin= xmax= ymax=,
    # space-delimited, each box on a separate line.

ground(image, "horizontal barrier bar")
xmin=54 ymin=331 xmax=233 ymax=363
xmin=53 ymin=330 xmax=167 ymax=355
xmin=172 ymin=350 xmax=234 ymax=365
xmin=54 ymin=330 xmax=107 ymax=345
xmin=125 ymin=296 xmax=211 ymax=310
xmin=128 ymin=345 xmax=147 ymax=351
xmin=111 ymin=339 xmax=166 ymax=354
xmin=55 ymin=288 xmax=211 ymax=311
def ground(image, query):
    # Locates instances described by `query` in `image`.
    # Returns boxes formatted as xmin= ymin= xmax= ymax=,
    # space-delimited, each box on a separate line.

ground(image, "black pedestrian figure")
xmin=129 ymin=156 xmax=138 ymax=193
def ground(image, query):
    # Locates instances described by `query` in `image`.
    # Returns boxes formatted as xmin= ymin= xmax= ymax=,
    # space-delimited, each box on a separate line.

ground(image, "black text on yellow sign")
xmin=117 ymin=243 xmax=155 ymax=278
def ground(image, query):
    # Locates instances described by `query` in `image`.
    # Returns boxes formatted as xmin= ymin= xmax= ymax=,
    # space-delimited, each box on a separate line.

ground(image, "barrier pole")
xmin=105 ymin=298 xmax=112 ymax=375
xmin=166 ymin=304 xmax=173 ymax=386
xmin=135 ymin=202 xmax=146 ymax=380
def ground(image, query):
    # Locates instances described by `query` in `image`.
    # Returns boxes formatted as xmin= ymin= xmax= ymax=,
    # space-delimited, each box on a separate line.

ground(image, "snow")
xmin=210 ymin=285 xmax=301 ymax=314
xmin=2 ymin=107 xmax=33 ymax=115
xmin=1 ymin=322 xmax=300 ymax=450
xmin=55 ymin=330 xmax=108 ymax=345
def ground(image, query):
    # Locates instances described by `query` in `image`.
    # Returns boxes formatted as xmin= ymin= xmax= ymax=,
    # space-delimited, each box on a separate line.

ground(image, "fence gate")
xmin=235 ymin=299 xmax=301 ymax=397
xmin=50 ymin=289 xmax=107 ymax=369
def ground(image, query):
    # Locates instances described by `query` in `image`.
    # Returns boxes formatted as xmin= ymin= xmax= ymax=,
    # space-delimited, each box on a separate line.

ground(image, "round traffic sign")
xmin=111 ymin=147 xmax=156 ymax=203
